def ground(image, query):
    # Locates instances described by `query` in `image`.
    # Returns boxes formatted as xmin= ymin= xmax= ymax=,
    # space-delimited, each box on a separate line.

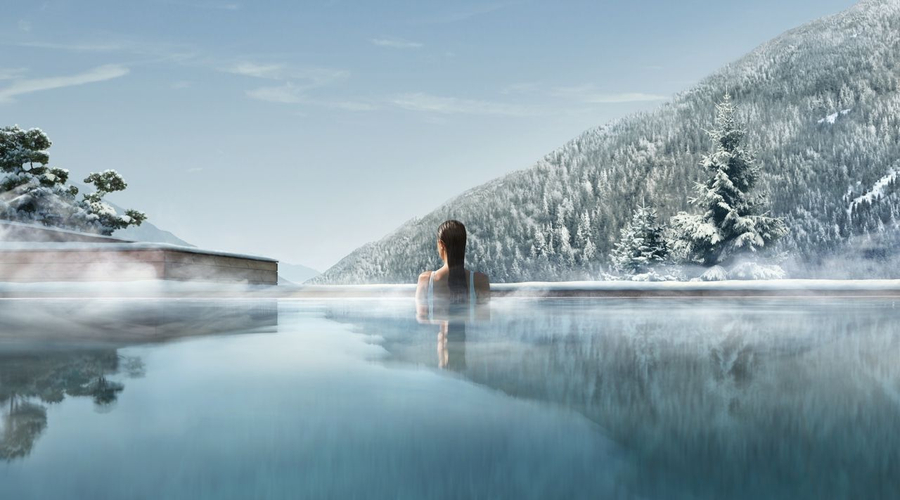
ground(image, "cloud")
xmin=391 ymin=92 xmax=538 ymax=116
xmin=246 ymin=83 xmax=377 ymax=111
xmin=230 ymin=62 xmax=355 ymax=109
xmin=0 ymin=65 xmax=130 ymax=103
xmin=13 ymin=39 xmax=199 ymax=66
xmin=171 ymin=80 xmax=192 ymax=89
xmin=553 ymin=85 xmax=667 ymax=104
xmin=330 ymin=101 xmax=379 ymax=112
xmin=246 ymin=83 xmax=304 ymax=104
xmin=16 ymin=41 xmax=126 ymax=52
xmin=370 ymin=37 xmax=423 ymax=49
xmin=500 ymin=82 xmax=541 ymax=95
xmin=0 ymin=68 xmax=28 ymax=81
xmin=225 ymin=62 xmax=348 ymax=88
xmin=227 ymin=62 xmax=285 ymax=79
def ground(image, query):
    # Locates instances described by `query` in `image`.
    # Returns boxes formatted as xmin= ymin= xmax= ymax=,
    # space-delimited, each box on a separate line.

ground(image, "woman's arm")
xmin=415 ymin=271 xmax=431 ymax=320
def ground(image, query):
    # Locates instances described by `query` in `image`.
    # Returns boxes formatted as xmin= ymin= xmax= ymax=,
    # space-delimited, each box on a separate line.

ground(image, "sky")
xmin=1 ymin=0 xmax=857 ymax=271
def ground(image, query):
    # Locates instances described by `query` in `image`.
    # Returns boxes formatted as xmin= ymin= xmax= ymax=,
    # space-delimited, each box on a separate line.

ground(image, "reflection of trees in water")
xmin=1 ymin=400 xmax=46 ymax=461
xmin=325 ymin=300 xmax=900 ymax=499
xmin=0 ymin=350 xmax=143 ymax=461
xmin=0 ymin=300 xmax=273 ymax=463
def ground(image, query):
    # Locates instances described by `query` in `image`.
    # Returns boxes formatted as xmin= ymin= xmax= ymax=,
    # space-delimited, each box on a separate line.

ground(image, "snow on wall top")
xmin=0 ymin=241 xmax=278 ymax=262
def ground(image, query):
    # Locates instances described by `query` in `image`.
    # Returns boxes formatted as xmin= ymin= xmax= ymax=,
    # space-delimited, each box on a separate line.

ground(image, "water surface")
xmin=1 ymin=298 xmax=898 ymax=499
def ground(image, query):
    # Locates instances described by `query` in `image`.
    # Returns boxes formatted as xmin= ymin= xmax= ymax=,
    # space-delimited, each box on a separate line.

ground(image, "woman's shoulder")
xmin=473 ymin=271 xmax=490 ymax=287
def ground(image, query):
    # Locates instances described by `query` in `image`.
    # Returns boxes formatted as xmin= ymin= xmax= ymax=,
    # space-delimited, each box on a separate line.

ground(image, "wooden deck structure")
xmin=0 ymin=221 xmax=278 ymax=285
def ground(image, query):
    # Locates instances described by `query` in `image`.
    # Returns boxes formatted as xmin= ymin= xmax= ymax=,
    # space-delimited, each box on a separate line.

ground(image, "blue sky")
xmin=2 ymin=0 xmax=856 ymax=271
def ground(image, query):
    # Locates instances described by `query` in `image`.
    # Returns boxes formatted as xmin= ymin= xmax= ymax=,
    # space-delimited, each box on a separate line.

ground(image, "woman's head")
xmin=437 ymin=220 xmax=468 ymax=300
xmin=437 ymin=220 xmax=467 ymax=265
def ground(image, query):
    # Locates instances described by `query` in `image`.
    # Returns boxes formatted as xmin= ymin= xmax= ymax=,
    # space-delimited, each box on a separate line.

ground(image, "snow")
xmin=0 ymin=219 xmax=122 ymax=239
xmin=699 ymin=266 xmax=728 ymax=281
xmin=817 ymin=108 xmax=852 ymax=124
xmin=727 ymin=262 xmax=787 ymax=280
xmin=0 ymin=241 xmax=277 ymax=262
xmin=847 ymin=168 xmax=898 ymax=218
xmin=0 ymin=280 xmax=279 ymax=298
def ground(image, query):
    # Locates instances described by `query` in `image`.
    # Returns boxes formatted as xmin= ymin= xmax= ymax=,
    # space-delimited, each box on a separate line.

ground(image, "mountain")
xmin=115 ymin=220 xmax=193 ymax=246
xmin=107 ymin=201 xmax=322 ymax=283
xmin=278 ymin=262 xmax=321 ymax=284
xmin=314 ymin=0 xmax=900 ymax=284
xmin=64 ymin=182 xmax=194 ymax=246
xmin=108 ymin=208 xmax=192 ymax=247
xmin=103 ymin=199 xmax=325 ymax=281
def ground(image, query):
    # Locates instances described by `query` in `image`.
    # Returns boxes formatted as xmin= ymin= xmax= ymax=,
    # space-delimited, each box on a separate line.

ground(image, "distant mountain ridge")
xmin=278 ymin=262 xmax=321 ymax=284
xmin=104 ymin=212 xmax=190 ymax=247
xmin=115 ymin=219 xmax=193 ymax=247
xmin=314 ymin=0 xmax=900 ymax=284
xmin=106 ymin=205 xmax=320 ymax=282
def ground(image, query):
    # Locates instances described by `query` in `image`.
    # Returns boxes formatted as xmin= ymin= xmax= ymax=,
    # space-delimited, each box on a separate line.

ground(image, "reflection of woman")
xmin=437 ymin=320 xmax=467 ymax=371
xmin=416 ymin=220 xmax=490 ymax=320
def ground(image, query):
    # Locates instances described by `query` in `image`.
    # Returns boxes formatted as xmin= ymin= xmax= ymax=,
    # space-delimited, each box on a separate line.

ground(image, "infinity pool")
xmin=1 ymin=298 xmax=898 ymax=499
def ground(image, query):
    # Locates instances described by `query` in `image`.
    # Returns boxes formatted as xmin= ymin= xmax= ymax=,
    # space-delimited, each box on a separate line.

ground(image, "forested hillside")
xmin=315 ymin=0 xmax=900 ymax=283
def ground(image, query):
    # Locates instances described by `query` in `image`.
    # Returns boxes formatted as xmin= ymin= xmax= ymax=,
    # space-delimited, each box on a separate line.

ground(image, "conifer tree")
xmin=670 ymin=94 xmax=787 ymax=266
xmin=0 ymin=125 xmax=146 ymax=235
xmin=611 ymin=204 xmax=668 ymax=275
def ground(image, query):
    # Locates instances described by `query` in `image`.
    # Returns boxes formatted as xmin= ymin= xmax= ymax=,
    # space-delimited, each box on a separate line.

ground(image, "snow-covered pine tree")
xmin=669 ymin=94 xmax=787 ymax=266
xmin=610 ymin=204 xmax=668 ymax=275
xmin=0 ymin=125 xmax=146 ymax=235
xmin=83 ymin=170 xmax=148 ymax=232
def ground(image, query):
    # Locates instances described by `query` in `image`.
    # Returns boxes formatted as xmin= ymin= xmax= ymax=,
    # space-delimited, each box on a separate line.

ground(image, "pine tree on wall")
xmin=670 ymin=94 xmax=787 ymax=266
xmin=83 ymin=170 xmax=148 ymax=232
xmin=610 ymin=204 xmax=668 ymax=275
xmin=0 ymin=126 xmax=146 ymax=235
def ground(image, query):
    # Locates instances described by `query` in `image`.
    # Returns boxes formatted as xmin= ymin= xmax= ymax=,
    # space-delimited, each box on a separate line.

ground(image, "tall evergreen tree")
xmin=670 ymin=94 xmax=787 ymax=266
xmin=611 ymin=204 xmax=668 ymax=275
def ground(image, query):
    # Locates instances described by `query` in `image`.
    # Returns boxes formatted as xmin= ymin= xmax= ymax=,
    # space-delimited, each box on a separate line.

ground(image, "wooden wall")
xmin=0 ymin=248 xmax=277 ymax=285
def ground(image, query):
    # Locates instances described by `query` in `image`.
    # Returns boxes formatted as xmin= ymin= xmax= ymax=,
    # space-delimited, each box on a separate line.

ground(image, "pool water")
xmin=1 ymin=298 xmax=899 ymax=499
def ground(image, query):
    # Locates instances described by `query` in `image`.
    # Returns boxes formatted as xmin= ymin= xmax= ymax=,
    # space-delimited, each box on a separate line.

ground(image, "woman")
xmin=416 ymin=220 xmax=490 ymax=318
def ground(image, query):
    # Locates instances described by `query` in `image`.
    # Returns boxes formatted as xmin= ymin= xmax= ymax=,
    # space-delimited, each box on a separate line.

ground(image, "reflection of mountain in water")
xmin=325 ymin=299 xmax=900 ymax=499
xmin=0 ymin=349 xmax=141 ymax=461
xmin=0 ymin=299 xmax=279 ymax=462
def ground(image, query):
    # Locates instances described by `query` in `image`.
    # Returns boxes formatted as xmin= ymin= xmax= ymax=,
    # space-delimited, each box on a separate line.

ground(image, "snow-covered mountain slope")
xmin=314 ymin=0 xmax=900 ymax=284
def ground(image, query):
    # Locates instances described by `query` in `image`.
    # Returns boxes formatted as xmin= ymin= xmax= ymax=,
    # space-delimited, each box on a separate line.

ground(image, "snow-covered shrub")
xmin=728 ymin=262 xmax=787 ymax=280
xmin=0 ymin=126 xmax=146 ymax=235
xmin=699 ymin=266 xmax=728 ymax=281
xmin=630 ymin=271 xmax=672 ymax=282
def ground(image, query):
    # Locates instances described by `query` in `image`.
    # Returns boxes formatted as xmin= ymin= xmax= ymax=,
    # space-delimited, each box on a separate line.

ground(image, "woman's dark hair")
xmin=438 ymin=220 xmax=468 ymax=302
